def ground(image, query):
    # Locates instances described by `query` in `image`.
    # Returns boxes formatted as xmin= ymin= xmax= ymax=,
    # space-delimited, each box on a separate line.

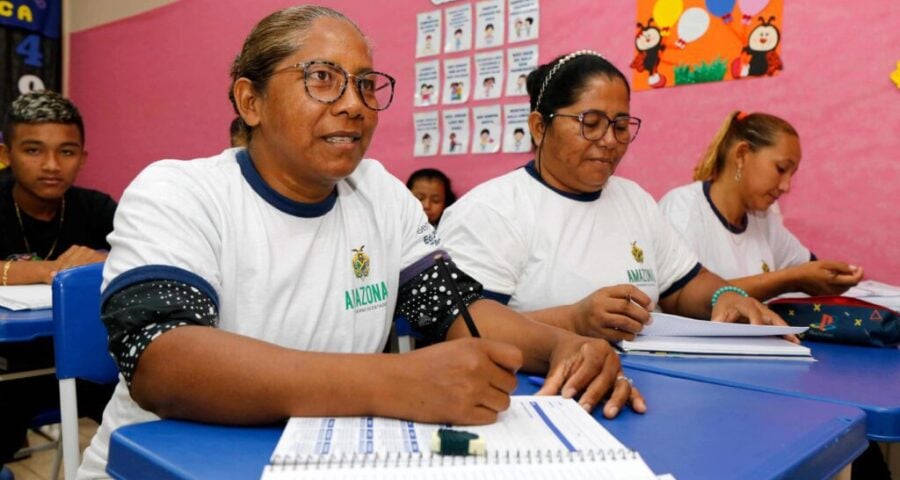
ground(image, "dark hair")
xmin=514 ymin=127 xmax=525 ymax=135
xmin=525 ymin=17 xmax=534 ymax=24
xmin=694 ymin=111 xmax=799 ymax=181
xmin=480 ymin=129 xmax=490 ymax=135
xmin=406 ymin=168 xmax=457 ymax=206
xmin=454 ymin=28 xmax=463 ymax=35
xmin=3 ymin=90 xmax=85 ymax=145
xmin=485 ymin=23 xmax=494 ymax=30
xmin=228 ymin=6 xmax=363 ymax=142
xmin=421 ymin=132 xmax=432 ymax=140
xmin=526 ymin=52 xmax=629 ymax=120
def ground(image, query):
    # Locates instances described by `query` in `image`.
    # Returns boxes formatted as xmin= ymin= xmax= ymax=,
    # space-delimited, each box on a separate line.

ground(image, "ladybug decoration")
xmin=630 ymin=18 xmax=668 ymax=88
xmin=732 ymin=16 xmax=783 ymax=78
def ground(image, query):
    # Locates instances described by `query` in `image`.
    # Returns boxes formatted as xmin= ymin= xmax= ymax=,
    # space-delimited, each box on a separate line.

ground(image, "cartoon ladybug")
xmin=630 ymin=18 xmax=668 ymax=88
xmin=731 ymin=16 xmax=783 ymax=78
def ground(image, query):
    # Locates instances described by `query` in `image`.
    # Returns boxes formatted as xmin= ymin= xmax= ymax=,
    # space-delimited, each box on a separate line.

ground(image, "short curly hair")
xmin=2 ymin=90 xmax=85 ymax=145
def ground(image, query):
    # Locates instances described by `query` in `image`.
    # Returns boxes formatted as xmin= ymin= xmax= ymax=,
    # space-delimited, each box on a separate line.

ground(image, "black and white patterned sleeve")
xmin=395 ymin=251 xmax=484 ymax=343
xmin=101 ymin=280 xmax=218 ymax=387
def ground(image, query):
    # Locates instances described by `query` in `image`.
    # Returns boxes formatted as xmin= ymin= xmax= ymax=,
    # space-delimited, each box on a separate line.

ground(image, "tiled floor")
xmin=5 ymin=418 xmax=98 ymax=480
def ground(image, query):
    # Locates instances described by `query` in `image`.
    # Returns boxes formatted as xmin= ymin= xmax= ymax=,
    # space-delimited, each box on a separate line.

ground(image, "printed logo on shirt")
xmin=344 ymin=281 xmax=389 ymax=312
xmin=630 ymin=241 xmax=645 ymax=264
xmin=761 ymin=261 xmax=770 ymax=273
xmin=352 ymin=245 xmax=370 ymax=279
xmin=417 ymin=223 xmax=440 ymax=246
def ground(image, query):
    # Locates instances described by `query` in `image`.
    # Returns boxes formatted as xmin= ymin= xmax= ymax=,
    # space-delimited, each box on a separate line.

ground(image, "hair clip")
xmin=736 ymin=111 xmax=749 ymax=120
xmin=534 ymin=50 xmax=606 ymax=113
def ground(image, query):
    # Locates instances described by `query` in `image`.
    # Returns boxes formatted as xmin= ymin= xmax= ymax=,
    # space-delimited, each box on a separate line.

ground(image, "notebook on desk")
xmin=620 ymin=312 xmax=812 ymax=360
xmin=0 ymin=285 xmax=52 ymax=311
xmin=261 ymin=395 xmax=657 ymax=479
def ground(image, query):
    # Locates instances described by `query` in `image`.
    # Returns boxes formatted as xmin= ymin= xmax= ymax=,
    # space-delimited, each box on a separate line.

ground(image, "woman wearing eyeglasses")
xmin=438 ymin=51 xmax=793 ymax=342
xmin=79 ymin=9 xmax=641 ymax=478
xmin=658 ymin=111 xmax=863 ymax=301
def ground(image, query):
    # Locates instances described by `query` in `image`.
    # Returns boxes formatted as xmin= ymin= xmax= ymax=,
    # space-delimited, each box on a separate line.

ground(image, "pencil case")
xmin=767 ymin=296 xmax=899 ymax=348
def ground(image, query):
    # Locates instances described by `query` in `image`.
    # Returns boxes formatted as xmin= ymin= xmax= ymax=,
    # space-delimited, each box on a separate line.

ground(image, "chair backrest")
xmin=52 ymin=263 xmax=119 ymax=383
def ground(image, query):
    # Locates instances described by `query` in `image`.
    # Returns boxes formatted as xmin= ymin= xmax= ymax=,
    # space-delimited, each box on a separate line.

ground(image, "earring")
xmin=734 ymin=165 xmax=742 ymax=182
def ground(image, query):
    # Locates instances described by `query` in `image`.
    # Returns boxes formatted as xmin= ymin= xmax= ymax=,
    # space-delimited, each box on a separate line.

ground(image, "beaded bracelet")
xmin=710 ymin=285 xmax=749 ymax=308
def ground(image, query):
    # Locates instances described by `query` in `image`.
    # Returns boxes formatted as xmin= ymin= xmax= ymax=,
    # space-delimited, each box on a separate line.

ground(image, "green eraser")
xmin=430 ymin=428 xmax=486 ymax=455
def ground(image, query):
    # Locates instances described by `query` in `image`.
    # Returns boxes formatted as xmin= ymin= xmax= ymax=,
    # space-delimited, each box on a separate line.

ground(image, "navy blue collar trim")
xmin=523 ymin=161 xmax=602 ymax=202
xmin=236 ymin=149 xmax=337 ymax=218
xmin=703 ymin=181 xmax=746 ymax=234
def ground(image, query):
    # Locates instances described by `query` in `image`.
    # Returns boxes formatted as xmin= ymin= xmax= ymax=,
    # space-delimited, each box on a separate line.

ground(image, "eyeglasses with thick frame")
xmin=548 ymin=110 xmax=642 ymax=144
xmin=272 ymin=60 xmax=396 ymax=111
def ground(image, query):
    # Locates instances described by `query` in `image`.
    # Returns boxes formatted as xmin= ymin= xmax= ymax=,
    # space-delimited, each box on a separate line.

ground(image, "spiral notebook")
xmin=261 ymin=395 xmax=657 ymax=479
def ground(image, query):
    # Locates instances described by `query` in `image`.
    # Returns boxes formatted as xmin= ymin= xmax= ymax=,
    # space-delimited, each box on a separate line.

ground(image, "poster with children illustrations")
xmin=505 ymin=44 xmax=537 ymax=96
xmin=508 ymin=0 xmax=539 ymax=43
xmin=441 ymin=108 xmax=470 ymax=155
xmin=416 ymin=10 xmax=441 ymax=58
xmin=414 ymin=60 xmax=440 ymax=107
xmin=631 ymin=0 xmax=784 ymax=91
xmin=475 ymin=0 xmax=505 ymax=50
xmin=472 ymin=105 xmax=502 ymax=154
xmin=474 ymin=50 xmax=504 ymax=100
xmin=443 ymin=56 xmax=471 ymax=104
xmin=413 ymin=111 xmax=440 ymax=157
xmin=444 ymin=4 xmax=473 ymax=53
xmin=503 ymin=103 xmax=531 ymax=153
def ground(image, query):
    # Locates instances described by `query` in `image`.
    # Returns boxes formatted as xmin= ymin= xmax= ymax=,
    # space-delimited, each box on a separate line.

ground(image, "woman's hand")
xmin=711 ymin=292 xmax=799 ymax=343
xmin=792 ymin=261 xmax=863 ymax=296
xmin=571 ymin=285 xmax=653 ymax=341
xmin=536 ymin=336 xmax=646 ymax=418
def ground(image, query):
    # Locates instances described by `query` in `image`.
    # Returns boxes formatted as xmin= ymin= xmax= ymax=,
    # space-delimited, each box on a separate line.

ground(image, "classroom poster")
xmin=473 ymin=50 xmax=504 ymax=100
xmin=444 ymin=3 xmax=472 ymax=53
xmin=472 ymin=105 xmax=502 ymax=154
xmin=474 ymin=0 xmax=505 ymax=50
xmin=442 ymin=56 xmax=471 ymax=104
xmin=413 ymin=111 xmax=440 ymax=157
xmin=505 ymin=44 xmax=537 ymax=96
xmin=441 ymin=108 xmax=470 ymax=155
xmin=631 ymin=0 xmax=784 ymax=91
xmin=414 ymin=60 xmax=440 ymax=107
xmin=416 ymin=10 xmax=442 ymax=58
xmin=508 ymin=0 xmax=539 ymax=44
xmin=503 ymin=103 xmax=531 ymax=153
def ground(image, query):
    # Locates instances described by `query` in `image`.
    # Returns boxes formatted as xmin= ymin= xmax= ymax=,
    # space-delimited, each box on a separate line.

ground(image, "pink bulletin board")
xmin=68 ymin=0 xmax=899 ymax=283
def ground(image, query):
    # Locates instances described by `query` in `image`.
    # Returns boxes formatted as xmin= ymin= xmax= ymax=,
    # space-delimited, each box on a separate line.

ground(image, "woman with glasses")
xmin=439 ymin=51 xmax=792 ymax=342
xmin=79 ymin=9 xmax=640 ymax=478
xmin=659 ymin=111 xmax=863 ymax=301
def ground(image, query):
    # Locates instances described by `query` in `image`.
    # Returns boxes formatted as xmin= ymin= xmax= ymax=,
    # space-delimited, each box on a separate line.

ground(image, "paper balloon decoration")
xmin=705 ymin=0 xmax=736 ymax=23
xmin=675 ymin=8 xmax=710 ymax=49
xmin=738 ymin=0 xmax=770 ymax=24
xmin=652 ymin=0 xmax=684 ymax=36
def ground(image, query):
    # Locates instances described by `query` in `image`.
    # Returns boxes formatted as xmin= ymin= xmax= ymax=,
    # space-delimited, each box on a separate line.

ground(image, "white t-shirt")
xmin=658 ymin=181 xmax=811 ymax=280
xmin=438 ymin=162 xmax=700 ymax=312
xmin=78 ymin=148 xmax=438 ymax=479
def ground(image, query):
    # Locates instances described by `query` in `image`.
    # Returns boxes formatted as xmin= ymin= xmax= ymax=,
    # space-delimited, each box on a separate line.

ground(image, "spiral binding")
xmin=266 ymin=448 xmax=639 ymax=471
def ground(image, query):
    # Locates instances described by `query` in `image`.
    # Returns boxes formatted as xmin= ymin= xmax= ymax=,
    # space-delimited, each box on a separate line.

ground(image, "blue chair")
xmin=52 ymin=263 xmax=118 ymax=480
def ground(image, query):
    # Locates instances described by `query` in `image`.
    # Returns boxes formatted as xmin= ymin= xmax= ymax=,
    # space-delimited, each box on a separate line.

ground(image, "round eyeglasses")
xmin=548 ymin=110 xmax=642 ymax=144
xmin=273 ymin=60 xmax=396 ymax=111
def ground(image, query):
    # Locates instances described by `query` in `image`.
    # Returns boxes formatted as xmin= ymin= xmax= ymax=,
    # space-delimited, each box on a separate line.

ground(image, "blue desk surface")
xmin=0 ymin=306 xmax=53 ymax=342
xmin=107 ymin=369 xmax=867 ymax=480
xmin=621 ymin=342 xmax=900 ymax=441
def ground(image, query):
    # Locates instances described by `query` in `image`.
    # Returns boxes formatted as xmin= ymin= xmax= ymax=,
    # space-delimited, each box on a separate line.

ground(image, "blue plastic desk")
xmin=107 ymin=369 xmax=867 ymax=480
xmin=621 ymin=342 xmax=900 ymax=441
xmin=0 ymin=306 xmax=53 ymax=342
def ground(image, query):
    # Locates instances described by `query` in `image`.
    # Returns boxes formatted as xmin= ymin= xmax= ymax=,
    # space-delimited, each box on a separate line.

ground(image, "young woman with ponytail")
xmin=659 ymin=111 xmax=863 ymax=301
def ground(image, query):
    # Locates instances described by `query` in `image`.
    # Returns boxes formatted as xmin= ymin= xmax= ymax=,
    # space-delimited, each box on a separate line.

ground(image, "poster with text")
xmin=503 ymin=103 xmax=531 ymax=153
xmin=414 ymin=111 xmax=441 ymax=157
xmin=444 ymin=3 xmax=472 ymax=53
xmin=416 ymin=10 xmax=442 ymax=58
xmin=441 ymin=108 xmax=470 ymax=155
xmin=414 ymin=60 xmax=440 ymax=107
xmin=505 ymin=44 xmax=537 ymax=96
xmin=508 ymin=0 xmax=539 ymax=43
xmin=473 ymin=50 xmax=504 ymax=100
xmin=443 ymin=56 xmax=471 ymax=105
xmin=474 ymin=0 xmax=505 ymax=50
xmin=472 ymin=105 xmax=502 ymax=154
xmin=632 ymin=0 xmax=784 ymax=91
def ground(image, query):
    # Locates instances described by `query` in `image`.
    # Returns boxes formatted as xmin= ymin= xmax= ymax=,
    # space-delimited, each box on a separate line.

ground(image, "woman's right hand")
xmin=571 ymin=285 xmax=652 ymax=341
xmin=793 ymin=260 xmax=863 ymax=296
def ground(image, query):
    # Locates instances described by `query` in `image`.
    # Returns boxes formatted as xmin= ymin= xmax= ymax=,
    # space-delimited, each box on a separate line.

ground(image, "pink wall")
xmin=69 ymin=0 xmax=899 ymax=283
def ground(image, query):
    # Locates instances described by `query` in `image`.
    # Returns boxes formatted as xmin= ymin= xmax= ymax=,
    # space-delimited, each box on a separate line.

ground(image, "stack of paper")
xmin=620 ymin=312 xmax=811 ymax=360
xmin=0 ymin=285 xmax=52 ymax=311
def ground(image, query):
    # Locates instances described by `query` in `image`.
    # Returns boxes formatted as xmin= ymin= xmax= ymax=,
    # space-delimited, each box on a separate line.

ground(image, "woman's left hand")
xmin=711 ymin=292 xmax=799 ymax=343
xmin=535 ymin=337 xmax=646 ymax=418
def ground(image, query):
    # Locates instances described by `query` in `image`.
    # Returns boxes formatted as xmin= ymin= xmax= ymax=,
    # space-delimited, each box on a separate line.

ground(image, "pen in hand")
xmin=434 ymin=253 xmax=481 ymax=338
